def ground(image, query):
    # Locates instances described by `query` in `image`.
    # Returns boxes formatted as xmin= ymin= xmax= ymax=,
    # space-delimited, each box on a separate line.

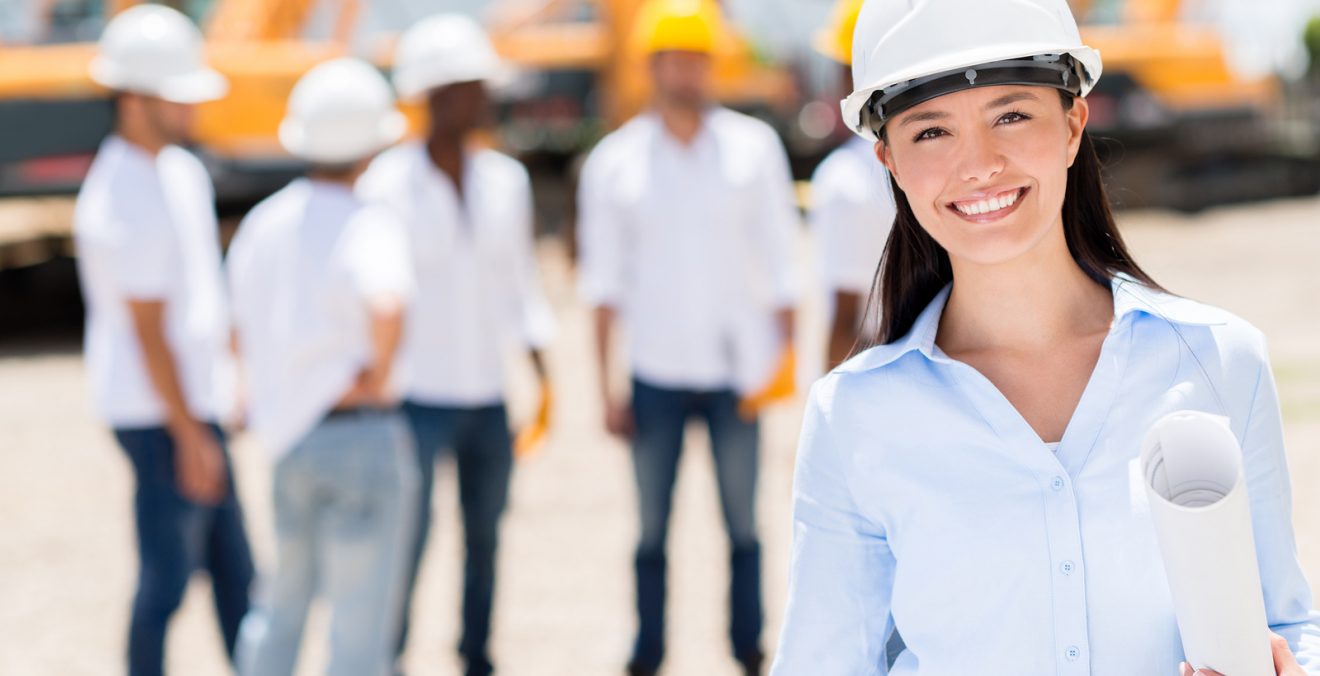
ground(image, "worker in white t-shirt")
xmin=228 ymin=58 xmax=417 ymax=676
xmin=809 ymin=0 xmax=896 ymax=370
xmin=72 ymin=7 xmax=254 ymax=675
xmin=355 ymin=15 xmax=554 ymax=676
xmin=575 ymin=2 xmax=800 ymax=674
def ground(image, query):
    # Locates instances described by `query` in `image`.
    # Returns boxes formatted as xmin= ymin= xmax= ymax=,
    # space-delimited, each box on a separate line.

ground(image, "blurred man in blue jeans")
xmin=228 ymin=58 xmax=418 ymax=676
xmin=576 ymin=2 xmax=800 ymax=674
xmin=74 ymin=7 xmax=253 ymax=675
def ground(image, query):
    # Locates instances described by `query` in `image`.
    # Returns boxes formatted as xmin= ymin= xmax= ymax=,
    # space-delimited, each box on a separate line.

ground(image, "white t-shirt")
xmin=809 ymin=135 xmax=896 ymax=327
xmin=73 ymin=136 xmax=233 ymax=427
xmin=357 ymin=143 xmax=554 ymax=407
xmin=226 ymin=178 xmax=414 ymax=458
xmin=576 ymin=108 xmax=801 ymax=394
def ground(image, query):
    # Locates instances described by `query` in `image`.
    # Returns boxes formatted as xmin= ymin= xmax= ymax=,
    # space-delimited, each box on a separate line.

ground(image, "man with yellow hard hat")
xmin=577 ymin=1 xmax=800 ymax=674
xmin=811 ymin=0 xmax=896 ymax=370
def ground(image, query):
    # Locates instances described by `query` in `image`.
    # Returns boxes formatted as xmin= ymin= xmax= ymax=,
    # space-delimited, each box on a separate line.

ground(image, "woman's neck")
xmin=938 ymin=227 xmax=1114 ymax=355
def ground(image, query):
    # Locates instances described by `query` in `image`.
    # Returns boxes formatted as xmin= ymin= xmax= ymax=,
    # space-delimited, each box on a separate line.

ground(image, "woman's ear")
xmin=875 ymin=139 xmax=900 ymax=185
xmin=1065 ymin=97 xmax=1089 ymax=168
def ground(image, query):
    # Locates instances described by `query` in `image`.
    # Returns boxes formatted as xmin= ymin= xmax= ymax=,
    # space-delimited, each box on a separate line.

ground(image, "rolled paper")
xmin=1140 ymin=410 xmax=1273 ymax=676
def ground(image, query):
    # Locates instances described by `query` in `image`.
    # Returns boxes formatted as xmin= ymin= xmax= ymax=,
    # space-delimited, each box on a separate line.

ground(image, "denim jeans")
xmin=114 ymin=424 xmax=255 ymax=676
xmin=628 ymin=378 xmax=763 ymax=671
xmin=397 ymin=401 xmax=513 ymax=676
xmin=238 ymin=410 xmax=417 ymax=676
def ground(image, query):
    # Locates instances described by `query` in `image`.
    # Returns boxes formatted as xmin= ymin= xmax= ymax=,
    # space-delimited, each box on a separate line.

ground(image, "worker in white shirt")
xmin=576 ymin=2 xmax=799 ymax=674
xmin=228 ymin=58 xmax=417 ymax=676
xmin=73 ymin=7 xmax=253 ymax=675
xmin=810 ymin=0 xmax=896 ymax=370
xmin=356 ymin=15 xmax=555 ymax=676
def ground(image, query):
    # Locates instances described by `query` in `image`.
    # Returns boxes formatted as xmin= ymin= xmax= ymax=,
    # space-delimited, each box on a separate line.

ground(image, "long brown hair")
xmin=863 ymin=92 xmax=1161 ymax=347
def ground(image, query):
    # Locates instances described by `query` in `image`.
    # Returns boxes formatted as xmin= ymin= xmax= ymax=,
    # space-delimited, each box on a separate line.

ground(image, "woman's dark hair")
xmin=862 ymin=90 xmax=1162 ymax=348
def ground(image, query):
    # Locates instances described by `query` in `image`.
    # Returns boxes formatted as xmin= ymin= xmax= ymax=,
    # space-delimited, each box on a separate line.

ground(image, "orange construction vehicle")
xmin=0 ymin=0 xmax=795 ymax=206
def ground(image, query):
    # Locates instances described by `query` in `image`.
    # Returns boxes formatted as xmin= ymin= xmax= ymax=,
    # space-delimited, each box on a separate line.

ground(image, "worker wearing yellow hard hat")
xmin=808 ymin=0 xmax=896 ymax=371
xmin=75 ymin=6 xmax=255 ymax=675
xmin=578 ymin=1 xmax=800 ymax=674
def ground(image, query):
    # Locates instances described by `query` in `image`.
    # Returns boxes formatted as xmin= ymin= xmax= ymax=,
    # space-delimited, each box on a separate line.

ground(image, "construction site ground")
xmin=3 ymin=196 xmax=1319 ymax=675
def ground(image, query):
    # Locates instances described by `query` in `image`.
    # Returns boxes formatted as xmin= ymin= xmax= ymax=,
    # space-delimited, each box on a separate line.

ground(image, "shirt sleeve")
xmin=104 ymin=193 xmax=174 ymax=300
xmin=509 ymin=172 xmax=556 ymax=349
xmin=753 ymin=131 xmax=801 ymax=308
xmin=575 ymin=144 xmax=627 ymax=308
xmin=1238 ymin=338 xmax=1320 ymax=671
xmin=771 ymin=378 xmax=897 ymax=675
xmin=812 ymin=166 xmax=894 ymax=295
xmin=346 ymin=208 xmax=415 ymax=303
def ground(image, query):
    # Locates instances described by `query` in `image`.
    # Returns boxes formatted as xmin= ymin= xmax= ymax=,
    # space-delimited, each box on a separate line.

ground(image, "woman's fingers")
xmin=1270 ymin=632 xmax=1304 ymax=675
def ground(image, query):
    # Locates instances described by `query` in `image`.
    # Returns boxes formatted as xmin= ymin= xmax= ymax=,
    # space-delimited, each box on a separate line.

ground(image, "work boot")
xmin=740 ymin=649 xmax=765 ymax=676
xmin=626 ymin=662 xmax=657 ymax=676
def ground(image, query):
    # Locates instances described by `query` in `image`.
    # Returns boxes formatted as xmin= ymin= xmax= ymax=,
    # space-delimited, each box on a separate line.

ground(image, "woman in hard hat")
xmin=773 ymin=0 xmax=1319 ymax=674
xmin=228 ymin=58 xmax=418 ymax=676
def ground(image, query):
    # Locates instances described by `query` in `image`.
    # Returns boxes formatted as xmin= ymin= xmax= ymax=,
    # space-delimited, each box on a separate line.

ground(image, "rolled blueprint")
xmin=1140 ymin=410 xmax=1272 ymax=676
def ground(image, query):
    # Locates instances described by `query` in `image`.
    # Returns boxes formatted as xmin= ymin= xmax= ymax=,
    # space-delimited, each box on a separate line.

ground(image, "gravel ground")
xmin=2 ymin=196 xmax=1318 ymax=676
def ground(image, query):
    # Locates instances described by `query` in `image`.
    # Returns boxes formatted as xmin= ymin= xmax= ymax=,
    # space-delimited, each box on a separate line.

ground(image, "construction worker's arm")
xmin=126 ymin=299 xmax=227 ymax=505
xmin=594 ymin=306 xmax=633 ymax=438
xmin=339 ymin=296 xmax=405 ymax=408
xmin=827 ymin=290 xmax=863 ymax=370
xmin=340 ymin=211 xmax=414 ymax=408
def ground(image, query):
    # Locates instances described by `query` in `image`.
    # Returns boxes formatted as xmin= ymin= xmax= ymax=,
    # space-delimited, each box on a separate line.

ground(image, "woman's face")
xmin=878 ymin=85 xmax=1088 ymax=268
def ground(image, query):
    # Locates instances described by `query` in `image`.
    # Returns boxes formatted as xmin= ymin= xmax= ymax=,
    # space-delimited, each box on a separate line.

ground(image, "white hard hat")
xmin=392 ymin=14 xmax=503 ymax=102
xmin=279 ymin=58 xmax=407 ymax=165
xmin=89 ymin=4 xmax=227 ymax=104
xmin=843 ymin=0 xmax=1102 ymax=141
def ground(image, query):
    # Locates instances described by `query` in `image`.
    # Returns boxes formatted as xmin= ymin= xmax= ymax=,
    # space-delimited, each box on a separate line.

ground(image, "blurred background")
xmin=3 ymin=0 xmax=1320 ymax=674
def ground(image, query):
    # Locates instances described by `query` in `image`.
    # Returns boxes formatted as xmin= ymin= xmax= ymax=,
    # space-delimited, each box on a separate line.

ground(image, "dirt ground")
xmin=2 ymin=196 xmax=1319 ymax=676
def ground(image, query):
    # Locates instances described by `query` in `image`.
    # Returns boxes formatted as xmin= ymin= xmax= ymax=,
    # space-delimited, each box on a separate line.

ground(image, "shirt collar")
xmin=837 ymin=273 xmax=1227 ymax=375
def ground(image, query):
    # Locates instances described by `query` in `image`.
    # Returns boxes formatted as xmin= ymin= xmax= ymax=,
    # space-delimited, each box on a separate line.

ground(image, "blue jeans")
xmin=114 ymin=424 xmax=255 ymax=676
xmin=628 ymin=378 xmax=763 ymax=670
xmin=238 ymin=410 xmax=417 ymax=676
xmin=398 ymin=401 xmax=513 ymax=675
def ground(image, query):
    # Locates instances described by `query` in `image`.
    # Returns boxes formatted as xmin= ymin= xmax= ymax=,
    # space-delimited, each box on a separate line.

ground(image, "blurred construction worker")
xmin=229 ymin=58 xmax=417 ymax=676
xmin=356 ymin=14 xmax=556 ymax=676
xmin=576 ymin=1 xmax=799 ymax=674
xmin=72 ymin=6 xmax=253 ymax=675
xmin=811 ymin=0 xmax=896 ymax=370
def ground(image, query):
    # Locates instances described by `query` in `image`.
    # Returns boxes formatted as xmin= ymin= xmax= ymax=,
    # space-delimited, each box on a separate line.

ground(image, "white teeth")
xmin=955 ymin=189 xmax=1019 ymax=216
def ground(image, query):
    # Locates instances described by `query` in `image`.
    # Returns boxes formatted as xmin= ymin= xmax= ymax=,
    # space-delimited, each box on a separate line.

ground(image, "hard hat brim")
xmin=393 ymin=62 xmax=508 ymax=103
xmin=279 ymin=110 xmax=408 ymax=165
xmin=842 ymin=44 xmax=1101 ymax=141
xmin=90 ymin=59 xmax=229 ymax=104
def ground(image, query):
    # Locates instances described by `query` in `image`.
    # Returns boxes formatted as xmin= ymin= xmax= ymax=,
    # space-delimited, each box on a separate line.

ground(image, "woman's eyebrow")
xmin=985 ymin=92 xmax=1039 ymax=109
xmin=897 ymin=110 xmax=949 ymax=128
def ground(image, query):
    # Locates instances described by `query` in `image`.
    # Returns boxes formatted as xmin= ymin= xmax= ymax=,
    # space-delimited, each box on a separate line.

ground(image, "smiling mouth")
xmin=948 ymin=187 xmax=1028 ymax=219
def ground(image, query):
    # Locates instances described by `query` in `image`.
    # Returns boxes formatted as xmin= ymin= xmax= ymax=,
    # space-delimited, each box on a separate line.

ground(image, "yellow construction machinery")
xmin=1069 ymin=0 xmax=1317 ymax=209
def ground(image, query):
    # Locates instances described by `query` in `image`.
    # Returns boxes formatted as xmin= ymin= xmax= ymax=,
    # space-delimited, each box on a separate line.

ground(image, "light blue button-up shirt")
xmin=773 ymin=277 xmax=1320 ymax=675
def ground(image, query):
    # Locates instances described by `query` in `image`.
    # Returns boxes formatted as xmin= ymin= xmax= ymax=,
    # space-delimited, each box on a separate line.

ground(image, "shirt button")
xmin=1060 ymin=560 xmax=1075 ymax=575
xmin=1065 ymin=646 xmax=1080 ymax=661
xmin=1051 ymin=476 xmax=1066 ymax=491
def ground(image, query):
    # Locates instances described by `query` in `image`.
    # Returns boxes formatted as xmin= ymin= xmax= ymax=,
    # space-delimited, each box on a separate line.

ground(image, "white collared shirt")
xmin=227 ymin=178 xmax=414 ymax=458
xmin=357 ymin=142 xmax=554 ymax=406
xmin=809 ymin=135 xmax=895 ymax=324
xmin=73 ymin=135 xmax=233 ymax=427
xmin=773 ymin=277 xmax=1320 ymax=674
xmin=576 ymin=108 xmax=800 ymax=393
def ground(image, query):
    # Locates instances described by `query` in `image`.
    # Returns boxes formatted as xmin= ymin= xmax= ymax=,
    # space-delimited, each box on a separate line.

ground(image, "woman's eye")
xmin=997 ymin=111 xmax=1031 ymax=125
xmin=914 ymin=127 xmax=947 ymax=142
